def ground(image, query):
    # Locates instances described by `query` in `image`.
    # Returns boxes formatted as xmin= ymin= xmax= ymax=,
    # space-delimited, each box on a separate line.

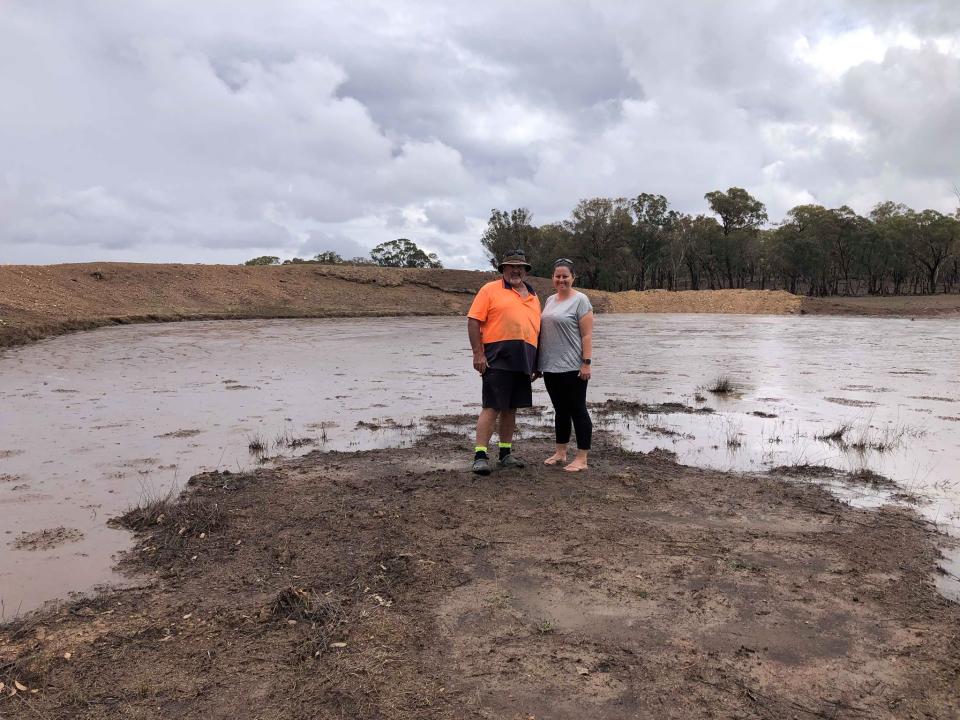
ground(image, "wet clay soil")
xmin=2 ymin=431 xmax=958 ymax=719
xmin=11 ymin=528 xmax=85 ymax=552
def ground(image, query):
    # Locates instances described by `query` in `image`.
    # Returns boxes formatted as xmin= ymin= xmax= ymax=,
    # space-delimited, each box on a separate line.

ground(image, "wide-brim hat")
xmin=498 ymin=250 xmax=532 ymax=271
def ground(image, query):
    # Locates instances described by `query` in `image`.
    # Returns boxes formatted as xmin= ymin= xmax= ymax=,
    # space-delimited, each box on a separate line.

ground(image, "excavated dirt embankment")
xmin=606 ymin=288 xmax=802 ymax=314
xmin=2 ymin=263 xmax=958 ymax=348
xmin=0 ymin=263 xmax=511 ymax=348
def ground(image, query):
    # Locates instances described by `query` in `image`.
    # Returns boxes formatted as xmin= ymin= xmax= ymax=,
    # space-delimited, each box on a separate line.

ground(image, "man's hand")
xmin=473 ymin=351 xmax=488 ymax=375
xmin=467 ymin=318 xmax=487 ymax=374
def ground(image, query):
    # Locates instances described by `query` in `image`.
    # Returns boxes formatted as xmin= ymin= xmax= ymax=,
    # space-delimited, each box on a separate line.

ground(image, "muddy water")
xmin=2 ymin=314 xmax=959 ymax=614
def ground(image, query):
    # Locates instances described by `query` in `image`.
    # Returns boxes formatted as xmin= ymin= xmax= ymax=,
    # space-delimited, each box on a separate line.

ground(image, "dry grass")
xmin=269 ymin=587 xmax=347 ymax=660
xmin=848 ymin=469 xmax=897 ymax=489
xmin=847 ymin=422 xmax=925 ymax=454
xmin=815 ymin=422 xmax=853 ymax=443
xmin=273 ymin=429 xmax=316 ymax=450
xmin=247 ymin=433 xmax=267 ymax=455
xmin=707 ymin=375 xmax=737 ymax=395
xmin=117 ymin=490 xmax=225 ymax=567
xmin=769 ymin=464 xmax=838 ymax=478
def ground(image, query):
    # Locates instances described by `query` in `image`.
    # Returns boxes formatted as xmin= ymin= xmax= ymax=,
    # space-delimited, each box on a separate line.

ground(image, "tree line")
xmin=481 ymin=189 xmax=960 ymax=295
xmin=246 ymin=238 xmax=442 ymax=269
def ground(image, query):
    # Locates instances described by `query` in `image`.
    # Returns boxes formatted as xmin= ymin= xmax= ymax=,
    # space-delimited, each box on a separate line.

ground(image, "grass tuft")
xmin=815 ymin=422 xmax=852 ymax=443
xmin=273 ymin=430 xmax=315 ymax=450
xmin=534 ymin=618 xmax=556 ymax=635
xmin=247 ymin=433 xmax=267 ymax=455
xmin=707 ymin=375 xmax=736 ymax=395
xmin=268 ymin=587 xmax=347 ymax=660
xmin=116 ymin=489 xmax=225 ymax=566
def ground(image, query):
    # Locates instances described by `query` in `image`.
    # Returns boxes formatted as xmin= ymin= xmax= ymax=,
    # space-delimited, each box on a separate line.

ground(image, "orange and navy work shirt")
xmin=467 ymin=279 xmax=541 ymax=374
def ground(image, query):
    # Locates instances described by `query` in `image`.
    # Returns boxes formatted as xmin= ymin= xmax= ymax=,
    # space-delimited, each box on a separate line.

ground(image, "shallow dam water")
xmin=2 ymin=314 xmax=959 ymax=614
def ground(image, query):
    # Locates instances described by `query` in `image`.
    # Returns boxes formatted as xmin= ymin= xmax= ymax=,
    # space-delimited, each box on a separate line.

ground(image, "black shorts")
xmin=482 ymin=368 xmax=532 ymax=410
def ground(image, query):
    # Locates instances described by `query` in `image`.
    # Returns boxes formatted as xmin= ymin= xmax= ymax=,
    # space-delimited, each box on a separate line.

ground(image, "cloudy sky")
xmin=1 ymin=1 xmax=958 ymax=268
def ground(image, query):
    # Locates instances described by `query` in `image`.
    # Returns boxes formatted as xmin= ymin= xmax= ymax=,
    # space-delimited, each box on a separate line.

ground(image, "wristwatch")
xmin=582 ymin=358 xmax=591 ymax=365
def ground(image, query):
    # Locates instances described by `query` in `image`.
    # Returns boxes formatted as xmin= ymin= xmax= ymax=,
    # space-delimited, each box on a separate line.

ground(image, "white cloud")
xmin=0 ymin=0 xmax=958 ymax=267
xmin=792 ymin=27 xmax=924 ymax=79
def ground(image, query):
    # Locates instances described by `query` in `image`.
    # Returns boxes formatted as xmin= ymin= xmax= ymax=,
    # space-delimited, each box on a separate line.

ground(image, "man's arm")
xmin=467 ymin=318 xmax=487 ymax=374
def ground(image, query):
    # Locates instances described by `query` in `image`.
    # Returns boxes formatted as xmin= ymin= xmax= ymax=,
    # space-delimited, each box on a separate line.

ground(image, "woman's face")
xmin=552 ymin=265 xmax=574 ymax=292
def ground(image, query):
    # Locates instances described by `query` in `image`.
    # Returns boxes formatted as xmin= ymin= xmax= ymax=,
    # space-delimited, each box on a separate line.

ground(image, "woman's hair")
xmin=553 ymin=257 xmax=575 ymax=272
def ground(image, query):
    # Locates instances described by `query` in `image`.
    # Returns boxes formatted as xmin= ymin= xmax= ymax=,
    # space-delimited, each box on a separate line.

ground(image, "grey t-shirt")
xmin=537 ymin=291 xmax=593 ymax=373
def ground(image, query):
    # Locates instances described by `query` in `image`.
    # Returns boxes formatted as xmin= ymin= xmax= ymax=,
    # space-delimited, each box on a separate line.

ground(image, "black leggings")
xmin=543 ymin=371 xmax=592 ymax=450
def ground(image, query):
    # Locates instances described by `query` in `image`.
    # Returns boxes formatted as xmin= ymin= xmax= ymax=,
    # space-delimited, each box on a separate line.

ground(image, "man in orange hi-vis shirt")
xmin=467 ymin=249 xmax=541 ymax=475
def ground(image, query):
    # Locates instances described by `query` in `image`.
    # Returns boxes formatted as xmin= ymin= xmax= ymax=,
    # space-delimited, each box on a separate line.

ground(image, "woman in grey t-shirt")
xmin=537 ymin=258 xmax=594 ymax=471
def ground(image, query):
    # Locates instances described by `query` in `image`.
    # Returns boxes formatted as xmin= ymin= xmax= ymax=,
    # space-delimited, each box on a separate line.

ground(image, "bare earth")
xmin=1 ymin=427 xmax=957 ymax=719
xmin=606 ymin=288 xmax=801 ymax=315
xmin=2 ymin=262 xmax=958 ymax=348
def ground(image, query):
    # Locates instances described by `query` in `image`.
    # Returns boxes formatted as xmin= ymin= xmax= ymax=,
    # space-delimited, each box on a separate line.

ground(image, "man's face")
xmin=502 ymin=264 xmax=527 ymax=287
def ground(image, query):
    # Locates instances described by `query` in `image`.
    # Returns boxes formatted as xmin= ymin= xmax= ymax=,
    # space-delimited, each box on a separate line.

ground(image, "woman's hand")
xmin=578 ymin=312 xmax=593 ymax=382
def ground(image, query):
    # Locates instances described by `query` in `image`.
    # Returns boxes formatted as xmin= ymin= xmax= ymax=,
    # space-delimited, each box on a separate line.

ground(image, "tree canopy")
xmin=244 ymin=256 xmax=280 ymax=266
xmin=245 ymin=239 xmax=441 ymax=270
xmin=370 ymin=239 xmax=443 ymax=268
xmin=481 ymin=188 xmax=960 ymax=295
xmin=245 ymin=188 xmax=960 ymax=296
xmin=480 ymin=209 xmax=537 ymax=270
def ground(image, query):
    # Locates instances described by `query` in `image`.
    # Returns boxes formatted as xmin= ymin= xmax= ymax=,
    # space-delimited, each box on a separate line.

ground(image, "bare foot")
xmin=563 ymin=461 xmax=588 ymax=472
xmin=544 ymin=453 xmax=567 ymax=466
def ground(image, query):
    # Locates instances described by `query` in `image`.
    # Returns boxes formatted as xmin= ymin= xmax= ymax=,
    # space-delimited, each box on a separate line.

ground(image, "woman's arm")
xmin=578 ymin=311 xmax=594 ymax=380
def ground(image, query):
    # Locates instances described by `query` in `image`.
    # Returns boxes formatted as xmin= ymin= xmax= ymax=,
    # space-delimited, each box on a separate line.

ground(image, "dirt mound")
xmin=0 ymin=263 xmax=500 ymax=348
xmin=2 ymin=263 xmax=958 ymax=349
xmin=802 ymin=293 xmax=960 ymax=317
xmin=1 ymin=434 xmax=957 ymax=718
xmin=608 ymin=288 xmax=803 ymax=314
xmin=0 ymin=263 xmax=585 ymax=348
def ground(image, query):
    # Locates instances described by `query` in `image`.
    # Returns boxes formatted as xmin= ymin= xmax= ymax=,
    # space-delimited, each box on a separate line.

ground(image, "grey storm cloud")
xmin=0 ymin=0 xmax=958 ymax=267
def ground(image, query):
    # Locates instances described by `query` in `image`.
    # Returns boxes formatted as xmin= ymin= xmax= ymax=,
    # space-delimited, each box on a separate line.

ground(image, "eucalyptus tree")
xmin=480 ymin=208 xmax=538 ymax=270
xmin=629 ymin=193 xmax=678 ymax=290
xmin=244 ymin=255 xmax=280 ymax=266
xmin=908 ymin=210 xmax=959 ymax=293
xmin=869 ymin=202 xmax=912 ymax=294
xmin=831 ymin=206 xmax=870 ymax=295
xmin=564 ymin=198 xmax=633 ymax=291
xmin=668 ymin=214 xmax=722 ymax=290
xmin=531 ymin=222 xmax=574 ymax=278
xmin=773 ymin=205 xmax=826 ymax=294
xmin=704 ymin=187 xmax=768 ymax=288
xmin=370 ymin=239 xmax=442 ymax=268
xmin=313 ymin=251 xmax=344 ymax=264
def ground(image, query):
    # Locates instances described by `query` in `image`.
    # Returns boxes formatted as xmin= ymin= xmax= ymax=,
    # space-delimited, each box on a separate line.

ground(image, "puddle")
xmin=2 ymin=314 xmax=959 ymax=614
xmin=935 ymin=551 xmax=960 ymax=604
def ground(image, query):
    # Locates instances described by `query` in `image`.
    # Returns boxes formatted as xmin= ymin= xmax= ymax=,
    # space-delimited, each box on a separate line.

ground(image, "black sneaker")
xmin=472 ymin=456 xmax=491 ymax=475
xmin=498 ymin=453 xmax=525 ymax=469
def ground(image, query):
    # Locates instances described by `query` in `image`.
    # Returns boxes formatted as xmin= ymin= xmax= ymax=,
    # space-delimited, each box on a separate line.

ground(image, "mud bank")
xmin=801 ymin=293 xmax=960 ymax=317
xmin=2 ymin=431 xmax=957 ymax=719
xmin=0 ymin=263 xmax=537 ymax=349
xmin=3 ymin=262 xmax=958 ymax=349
